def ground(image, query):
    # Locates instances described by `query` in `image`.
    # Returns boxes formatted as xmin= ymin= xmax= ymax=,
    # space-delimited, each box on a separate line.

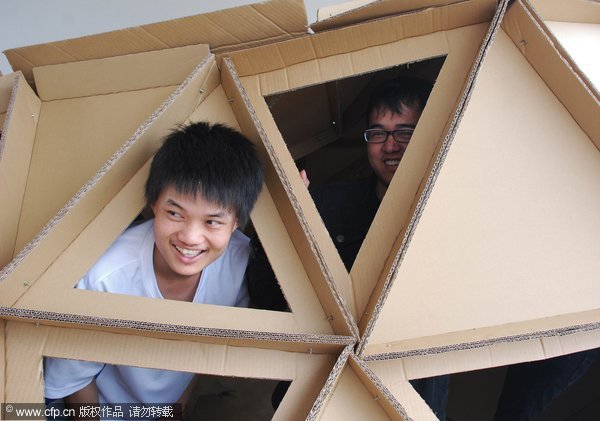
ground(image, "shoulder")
xmin=79 ymin=220 xmax=153 ymax=291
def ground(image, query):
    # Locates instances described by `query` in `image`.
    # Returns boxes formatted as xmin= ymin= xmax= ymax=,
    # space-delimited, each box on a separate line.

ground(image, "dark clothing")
xmin=495 ymin=348 xmax=599 ymax=420
xmin=247 ymin=177 xmax=448 ymax=419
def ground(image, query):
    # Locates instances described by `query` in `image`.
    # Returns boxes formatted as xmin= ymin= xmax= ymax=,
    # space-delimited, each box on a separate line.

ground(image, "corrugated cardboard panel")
xmin=312 ymin=0 xmax=493 ymax=32
xmin=366 ymin=329 xmax=600 ymax=380
xmin=307 ymin=347 xmax=407 ymax=420
xmin=4 ymin=0 xmax=308 ymax=84
xmin=0 ymin=73 xmax=40 ymax=269
xmin=5 ymin=321 xmax=336 ymax=419
xmin=13 ymin=47 xmax=211 ymax=254
xmin=0 ymin=55 xmax=218 ymax=307
xmin=502 ymin=0 xmax=599 ymax=148
xmin=221 ymin=57 xmax=358 ymax=339
xmin=234 ymin=19 xmax=490 ymax=326
xmin=361 ymin=23 xmax=600 ymax=357
xmin=33 ymin=44 xmax=209 ymax=101
xmin=228 ymin=0 xmax=496 ymax=77
xmin=528 ymin=0 xmax=600 ymax=24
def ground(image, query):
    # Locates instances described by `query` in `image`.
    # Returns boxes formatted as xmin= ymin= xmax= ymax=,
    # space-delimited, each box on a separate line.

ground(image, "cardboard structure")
xmin=1 ymin=0 xmax=599 ymax=419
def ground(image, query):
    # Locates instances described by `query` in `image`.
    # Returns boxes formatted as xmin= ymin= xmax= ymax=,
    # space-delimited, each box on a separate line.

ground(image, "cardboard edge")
xmin=0 ymin=307 xmax=353 ymax=354
xmin=527 ymin=0 xmax=600 ymax=24
xmin=0 ymin=54 xmax=218 ymax=303
xmin=0 ymin=73 xmax=41 ymax=269
xmin=503 ymin=0 xmax=599 ymax=149
xmin=356 ymin=0 xmax=509 ymax=356
xmin=220 ymin=57 xmax=359 ymax=339
xmin=3 ymin=320 xmax=338 ymax=407
xmin=306 ymin=344 xmax=354 ymax=419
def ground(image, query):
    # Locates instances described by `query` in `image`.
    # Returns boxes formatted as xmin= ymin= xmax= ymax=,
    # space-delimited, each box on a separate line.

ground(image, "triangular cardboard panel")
xmin=221 ymin=57 xmax=358 ymax=339
xmin=14 ymin=45 xmax=209 ymax=253
xmin=0 ymin=54 xmax=219 ymax=307
xmin=361 ymin=0 xmax=600 ymax=358
xmin=0 ymin=56 xmax=355 ymax=352
xmin=307 ymin=346 xmax=408 ymax=420
xmin=228 ymin=3 xmax=495 ymax=326
xmin=228 ymin=0 xmax=495 ymax=78
xmin=0 ymin=73 xmax=40 ymax=269
xmin=4 ymin=321 xmax=337 ymax=420
xmin=3 ymin=0 xmax=308 ymax=85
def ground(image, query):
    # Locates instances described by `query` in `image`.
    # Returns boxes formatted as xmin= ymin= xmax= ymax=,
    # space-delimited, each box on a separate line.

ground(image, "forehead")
xmin=368 ymin=104 xmax=421 ymax=126
xmin=157 ymin=185 xmax=232 ymax=214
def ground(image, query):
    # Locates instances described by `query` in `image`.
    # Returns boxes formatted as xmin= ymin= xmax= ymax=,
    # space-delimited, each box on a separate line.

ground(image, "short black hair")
xmin=145 ymin=122 xmax=264 ymax=228
xmin=366 ymin=76 xmax=433 ymax=123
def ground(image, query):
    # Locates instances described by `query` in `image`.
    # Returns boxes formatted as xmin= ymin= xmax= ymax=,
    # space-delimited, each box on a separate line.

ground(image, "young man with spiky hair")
xmin=44 ymin=122 xmax=264 ymax=411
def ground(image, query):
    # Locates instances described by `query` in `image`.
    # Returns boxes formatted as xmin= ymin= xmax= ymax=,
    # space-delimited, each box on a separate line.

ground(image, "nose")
xmin=382 ymin=133 xmax=401 ymax=152
xmin=177 ymin=221 xmax=205 ymax=246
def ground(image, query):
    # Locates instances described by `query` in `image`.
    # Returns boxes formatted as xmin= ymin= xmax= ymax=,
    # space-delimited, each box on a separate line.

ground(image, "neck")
xmin=375 ymin=180 xmax=387 ymax=201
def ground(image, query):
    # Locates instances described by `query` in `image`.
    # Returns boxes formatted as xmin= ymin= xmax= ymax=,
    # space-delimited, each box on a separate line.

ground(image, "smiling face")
xmin=150 ymin=185 xmax=238 ymax=293
xmin=367 ymin=105 xmax=422 ymax=199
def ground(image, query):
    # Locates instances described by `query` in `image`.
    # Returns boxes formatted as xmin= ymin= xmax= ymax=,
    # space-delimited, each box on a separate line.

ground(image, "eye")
xmin=166 ymin=210 xmax=182 ymax=219
xmin=393 ymin=129 xmax=414 ymax=142
xmin=366 ymin=130 xmax=387 ymax=142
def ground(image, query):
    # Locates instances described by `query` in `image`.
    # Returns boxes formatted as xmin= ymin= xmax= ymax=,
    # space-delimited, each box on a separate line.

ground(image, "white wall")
xmin=0 ymin=0 xmax=342 ymax=75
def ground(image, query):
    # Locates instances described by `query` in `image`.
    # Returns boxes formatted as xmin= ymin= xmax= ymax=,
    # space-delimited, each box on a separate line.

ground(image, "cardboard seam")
xmin=363 ymin=321 xmax=600 ymax=361
xmin=0 ymin=54 xmax=215 ymax=284
xmin=517 ymin=1 xmax=600 ymax=103
xmin=349 ymin=353 xmax=412 ymax=420
xmin=306 ymin=344 xmax=353 ymax=420
xmin=0 ymin=307 xmax=355 ymax=346
xmin=356 ymin=0 xmax=509 ymax=357
xmin=223 ymin=58 xmax=359 ymax=339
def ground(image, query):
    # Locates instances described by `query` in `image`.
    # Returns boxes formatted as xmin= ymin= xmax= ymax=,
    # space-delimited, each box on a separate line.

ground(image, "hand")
xmin=300 ymin=169 xmax=310 ymax=188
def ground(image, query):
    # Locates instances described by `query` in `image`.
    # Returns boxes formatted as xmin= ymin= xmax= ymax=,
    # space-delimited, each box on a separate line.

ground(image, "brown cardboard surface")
xmin=312 ymin=0 xmax=495 ymax=32
xmin=0 ymin=73 xmax=40 ymax=269
xmin=232 ymin=18 xmax=491 ymax=325
xmin=361 ymin=18 xmax=600 ymax=358
xmin=5 ymin=321 xmax=336 ymax=419
xmin=33 ymin=44 xmax=209 ymax=101
xmin=4 ymin=0 xmax=308 ymax=84
xmin=365 ymin=330 xmax=600 ymax=386
xmin=307 ymin=347 xmax=408 ymax=420
xmin=528 ymin=0 xmax=600 ymax=24
xmin=0 ymin=54 xmax=218 ymax=307
xmin=228 ymin=0 xmax=495 ymax=78
xmin=221 ymin=57 xmax=358 ymax=339
xmin=13 ymin=47 xmax=211 ymax=253
xmin=502 ymin=1 xmax=599 ymax=148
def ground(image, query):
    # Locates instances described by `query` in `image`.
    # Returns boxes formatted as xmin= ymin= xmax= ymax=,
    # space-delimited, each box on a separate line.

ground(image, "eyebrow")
xmin=369 ymin=123 xmax=416 ymax=129
xmin=166 ymin=198 xmax=229 ymax=218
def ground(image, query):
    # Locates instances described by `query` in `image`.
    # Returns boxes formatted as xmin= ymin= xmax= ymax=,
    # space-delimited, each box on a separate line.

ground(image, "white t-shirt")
xmin=44 ymin=219 xmax=250 ymax=404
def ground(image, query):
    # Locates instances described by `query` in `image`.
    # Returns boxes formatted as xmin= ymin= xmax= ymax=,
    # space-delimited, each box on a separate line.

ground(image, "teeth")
xmin=175 ymin=245 xmax=202 ymax=257
xmin=385 ymin=160 xmax=400 ymax=166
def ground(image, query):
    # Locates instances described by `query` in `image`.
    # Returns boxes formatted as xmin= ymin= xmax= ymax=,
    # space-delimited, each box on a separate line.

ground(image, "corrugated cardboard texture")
xmin=13 ymin=46 xmax=210 ymax=254
xmin=0 ymin=320 xmax=4 ymax=402
xmin=0 ymin=73 xmax=40 ymax=269
xmin=221 ymin=57 xmax=358 ymax=339
xmin=228 ymin=0 xmax=496 ymax=78
xmin=362 ymin=19 xmax=600 ymax=356
xmin=312 ymin=0 xmax=494 ymax=32
xmin=5 ymin=321 xmax=337 ymax=419
xmin=4 ymin=0 xmax=308 ymax=84
xmin=0 ymin=54 xmax=218 ymax=306
xmin=308 ymin=347 xmax=407 ymax=420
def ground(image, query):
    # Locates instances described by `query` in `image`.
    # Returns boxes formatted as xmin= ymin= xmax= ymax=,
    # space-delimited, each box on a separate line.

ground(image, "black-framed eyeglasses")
xmin=363 ymin=128 xmax=414 ymax=144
